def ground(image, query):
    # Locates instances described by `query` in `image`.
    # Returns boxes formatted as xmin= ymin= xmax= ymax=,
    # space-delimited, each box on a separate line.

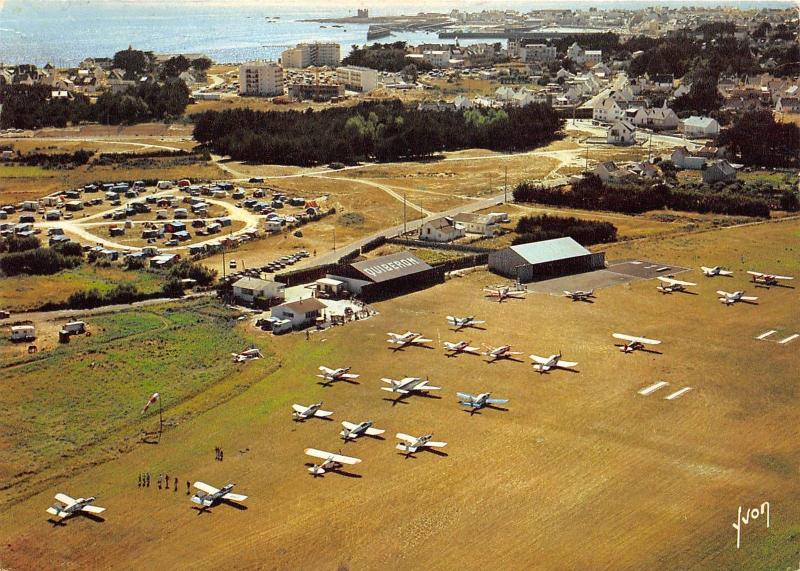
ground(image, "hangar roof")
xmin=350 ymin=251 xmax=433 ymax=283
xmin=510 ymin=237 xmax=591 ymax=265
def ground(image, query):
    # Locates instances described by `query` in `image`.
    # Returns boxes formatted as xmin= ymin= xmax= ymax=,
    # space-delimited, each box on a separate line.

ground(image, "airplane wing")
xmin=456 ymin=392 xmax=474 ymax=400
xmin=529 ymin=355 xmax=550 ymax=365
xmin=507 ymin=350 xmax=523 ymax=355
xmin=193 ymin=482 xmax=220 ymax=495
xmin=613 ymin=333 xmax=661 ymax=345
xmin=314 ymin=409 xmax=333 ymax=418
xmin=413 ymin=337 xmax=432 ymax=344
xmin=773 ymin=275 xmax=793 ymax=280
xmin=446 ymin=316 xmax=458 ymax=323
xmin=463 ymin=346 xmax=480 ymax=353
xmin=747 ymin=271 xmax=763 ymax=277
xmin=716 ymin=290 xmax=730 ymax=297
xmin=318 ymin=366 xmax=335 ymax=375
xmin=658 ymin=277 xmax=695 ymax=286
xmin=54 ymin=493 xmax=76 ymax=506
xmin=471 ymin=320 xmax=486 ymax=325
xmin=222 ymin=492 xmax=248 ymax=502
xmin=487 ymin=398 xmax=509 ymax=405
xmin=381 ymin=387 xmax=409 ymax=394
xmin=556 ymin=359 xmax=578 ymax=368
xmin=342 ymin=421 xmax=358 ymax=430
xmin=304 ymin=448 xmax=332 ymax=461
xmin=701 ymin=266 xmax=713 ymax=272
xmin=364 ymin=427 xmax=385 ymax=436
xmin=741 ymin=295 xmax=759 ymax=301
xmin=292 ymin=404 xmax=309 ymax=415
xmin=341 ymin=373 xmax=359 ymax=379
xmin=395 ymin=433 xmax=417 ymax=443
xmin=380 ymin=378 xmax=396 ymax=384
xmin=424 ymin=441 xmax=448 ymax=448
xmin=81 ymin=505 xmax=106 ymax=514
xmin=46 ymin=507 xmax=64 ymax=517
xmin=416 ymin=382 xmax=441 ymax=391
xmin=718 ymin=270 xmax=733 ymax=275
xmin=326 ymin=452 xmax=361 ymax=465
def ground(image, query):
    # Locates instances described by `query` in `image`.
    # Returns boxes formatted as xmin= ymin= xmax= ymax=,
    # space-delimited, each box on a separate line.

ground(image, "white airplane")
xmin=563 ymin=289 xmax=595 ymax=301
xmin=316 ymin=366 xmax=360 ymax=386
xmin=380 ymin=377 xmax=441 ymax=396
xmin=701 ymin=266 xmax=733 ymax=277
xmin=657 ymin=276 xmax=697 ymax=294
xmin=457 ymin=392 xmax=509 ymax=414
xmin=530 ymin=352 xmax=578 ymax=374
xmin=340 ymin=420 xmax=385 ymax=441
xmin=717 ymin=290 xmax=759 ymax=305
xmin=304 ymin=448 xmax=361 ymax=476
xmin=748 ymin=271 xmax=794 ymax=286
xmin=231 ymin=348 xmax=262 ymax=363
xmin=483 ymin=344 xmax=524 ymax=362
xmin=46 ymin=493 xmax=106 ymax=520
xmin=386 ymin=331 xmax=432 ymax=350
xmin=446 ymin=315 xmax=485 ymax=330
xmin=484 ymin=286 xmax=526 ymax=302
xmin=191 ymin=482 xmax=247 ymax=509
xmin=612 ymin=333 xmax=662 ymax=353
xmin=292 ymin=402 xmax=334 ymax=421
xmin=443 ymin=340 xmax=481 ymax=356
xmin=395 ymin=433 xmax=448 ymax=455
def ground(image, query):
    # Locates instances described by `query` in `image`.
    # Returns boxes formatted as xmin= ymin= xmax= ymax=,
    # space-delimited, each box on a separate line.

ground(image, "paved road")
xmin=306 ymin=177 xmax=569 ymax=267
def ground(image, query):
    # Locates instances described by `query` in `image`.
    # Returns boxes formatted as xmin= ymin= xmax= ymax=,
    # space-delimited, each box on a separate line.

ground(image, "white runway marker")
xmin=779 ymin=334 xmax=799 ymax=345
xmin=756 ymin=330 xmax=777 ymax=340
xmin=630 ymin=261 xmax=643 ymax=265
xmin=639 ymin=381 xmax=669 ymax=395
xmin=665 ymin=387 xmax=693 ymax=400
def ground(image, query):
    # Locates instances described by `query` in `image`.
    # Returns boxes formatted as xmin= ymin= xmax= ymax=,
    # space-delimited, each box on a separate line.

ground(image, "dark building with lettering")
xmin=328 ymin=251 xmax=442 ymax=302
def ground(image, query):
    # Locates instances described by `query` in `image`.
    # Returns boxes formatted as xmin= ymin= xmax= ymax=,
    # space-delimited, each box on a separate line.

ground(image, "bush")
xmin=167 ymin=259 xmax=217 ymax=286
xmin=66 ymin=284 xmax=149 ymax=309
xmin=2 ymin=235 xmax=41 ymax=253
xmin=162 ymin=277 xmax=186 ymax=297
xmin=513 ymin=214 xmax=617 ymax=246
xmin=0 ymin=247 xmax=82 ymax=276
xmin=514 ymin=176 xmax=770 ymax=218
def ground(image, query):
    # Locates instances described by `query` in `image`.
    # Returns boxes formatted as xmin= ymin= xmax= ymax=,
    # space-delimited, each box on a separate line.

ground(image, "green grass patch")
xmin=0 ymin=299 xmax=259 ymax=498
xmin=0 ymin=165 xmax=52 ymax=178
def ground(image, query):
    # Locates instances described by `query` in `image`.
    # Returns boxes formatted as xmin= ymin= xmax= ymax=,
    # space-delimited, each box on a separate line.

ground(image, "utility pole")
xmin=158 ymin=395 xmax=163 ymax=439
xmin=648 ymin=132 xmax=653 ymax=162
xmin=504 ymin=165 xmax=508 ymax=204
xmin=221 ymin=248 xmax=226 ymax=278
xmin=333 ymin=227 xmax=336 ymax=251
xmin=585 ymin=141 xmax=590 ymax=172
xmin=403 ymin=193 xmax=407 ymax=236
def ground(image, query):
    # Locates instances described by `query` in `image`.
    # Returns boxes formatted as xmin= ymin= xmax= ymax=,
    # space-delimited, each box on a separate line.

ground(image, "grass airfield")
xmin=1 ymin=219 xmax=800 ymax=570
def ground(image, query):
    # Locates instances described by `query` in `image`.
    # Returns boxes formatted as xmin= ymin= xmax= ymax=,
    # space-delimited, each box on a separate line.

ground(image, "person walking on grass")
xmin=186 ymin=480 xmax=191 ymax=495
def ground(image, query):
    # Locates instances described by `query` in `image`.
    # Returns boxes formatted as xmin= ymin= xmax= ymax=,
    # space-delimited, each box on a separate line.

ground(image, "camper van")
xmin=10 ymin=324 xmax=36 ymax=341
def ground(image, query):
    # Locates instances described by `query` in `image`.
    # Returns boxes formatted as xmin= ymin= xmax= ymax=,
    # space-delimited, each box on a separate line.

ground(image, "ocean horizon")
xmin=0 ymin=0 xmax=794 ymax=67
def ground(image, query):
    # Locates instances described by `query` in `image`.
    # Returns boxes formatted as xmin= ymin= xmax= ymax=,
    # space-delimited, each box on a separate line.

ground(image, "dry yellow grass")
xmin=1 ymin=219 xmax=798 ymax=569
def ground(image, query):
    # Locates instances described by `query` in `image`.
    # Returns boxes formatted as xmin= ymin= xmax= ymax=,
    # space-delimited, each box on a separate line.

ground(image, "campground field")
xmin=1 ymin=218 xmax=798 ymax=570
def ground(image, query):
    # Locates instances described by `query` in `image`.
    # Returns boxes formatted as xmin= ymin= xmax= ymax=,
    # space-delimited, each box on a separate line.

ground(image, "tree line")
xmin=193 ymin=100 xmax=563 ymax=166
xmin=0 ymin=242 xmax=84 ymax=277
xmin=513 ymin=175 xmax=771 ymax=218
xmin=513 ymin=214 xmax=617 ymax=247
xmin=0 ymin=80 xmax=190 ymax=129
xmin=341 ymin=42 xmax=432 ymax=73
xmin=719 ymin=110 xmax=799 ymax=168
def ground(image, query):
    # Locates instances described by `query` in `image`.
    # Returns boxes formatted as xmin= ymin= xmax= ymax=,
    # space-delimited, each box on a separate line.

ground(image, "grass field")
xmin=0 ymin=299 xmax=261 ymax=505
xmin=1 ymin=218 xmax=798 ymax=569
xmin=0 ymin=265 xmax=165 ymax=312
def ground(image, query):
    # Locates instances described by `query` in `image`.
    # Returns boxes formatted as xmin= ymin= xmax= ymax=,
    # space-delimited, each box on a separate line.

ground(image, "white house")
xmin=607 ymin=120 xmax=636 ymax=145
xmin=631 ymin=106 xmax=679 ymax=131
xmin=776 ymin=96 xmax=800 ymax=113
xmin=232 ymin=277 xmax=285 ymax=305
xmin=418 ymin=217 xmax=465 ymax=243
xmin=453 ymin=213 xmax=500 ymax=237
xmin=271 ymin=297 xmax=326 ymax=328
xmin=681 ymin=116 xmax=720 ymax=138
xmin=453 ymin=94 xmax=473 ymax=110
xmin=671 ymin=147 xmax=706 ymax=170
xmin=702 ymin=159 xmax=737 ymax=184
xmin=594 ymin=161 xmax=633 ymax=183
xmin=593 ymin=96 xmax=624 ymax=123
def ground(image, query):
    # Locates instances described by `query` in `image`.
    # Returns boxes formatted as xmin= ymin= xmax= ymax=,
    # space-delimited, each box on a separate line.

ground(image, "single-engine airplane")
xmin=563 ymin=289 xmax=595 ymax=301
xmin=191 ymin=482 xmax=247 ymax=510
xmin=717 ymin=290 xmax=759 ymax=305
xmin=530 ymin=352 xmax=579 ymax=373
xmin=46 ymin=493 xmax=106 ymax=521
xmin=657 ymin=276 xmax=697 ymax=294
xmin=456 ymin=392 xmax=509 ymax=414
xmin=395 ymin=433 xmax=448 ymax=456
xmin=292 ymin=402 xmax=334 ymax=421
xmin=340 ymin=421 xmax=385 ymax=441
xmin=612 ymin=333 xmax=662 ymax=353
xmin=304 ymin=448 xmax=361 ymax=476
xmin=701 ymin=266 xmax=733 ymax=277
xmin=443 ymin=340 xmax=481 ymax=356
xmin=316 ymin=366 xmax=360 ymax=386
xmin=446 ymin=315 xmax=485 ymax=330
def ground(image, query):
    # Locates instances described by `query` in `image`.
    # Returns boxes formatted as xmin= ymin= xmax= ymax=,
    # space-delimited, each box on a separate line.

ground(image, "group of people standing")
xmin=138 ymin=472 xmax=191 ymax=495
